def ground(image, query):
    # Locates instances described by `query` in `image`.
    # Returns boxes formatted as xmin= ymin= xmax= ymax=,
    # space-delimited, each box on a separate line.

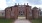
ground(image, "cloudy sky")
xmin=0 ymin=0 xmax=42 ymax=10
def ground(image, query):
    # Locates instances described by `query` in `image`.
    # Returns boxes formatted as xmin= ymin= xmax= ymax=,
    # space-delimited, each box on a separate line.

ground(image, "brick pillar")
xmin=26 ymin=6 xmax=32 ymax=20
xmin=13 ymin=6 xmax=18 ymax=20
xmin=5 ymin=8 xmax=11 ymax=19
xmin=10 ymin=6 xmax=15 ymax=19
xmin=8 ymin=6 xmax=18 ymax=20
xmin=26 ymin=7 xmax=29 ymax=19
xmin=14 ymin=7 xmax=18 ymax=19
xmin=32 ymin=7 xmax=39 ymax=19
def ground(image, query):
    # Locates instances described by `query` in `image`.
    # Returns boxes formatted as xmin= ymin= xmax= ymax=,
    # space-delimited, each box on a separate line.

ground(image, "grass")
xmin=0 ymin=18 xmax=42 ymax=23
xmin=0 ymin=19 xmax=14 ymax=23
xmin=32 ymin=19 xmax=42 ymax=23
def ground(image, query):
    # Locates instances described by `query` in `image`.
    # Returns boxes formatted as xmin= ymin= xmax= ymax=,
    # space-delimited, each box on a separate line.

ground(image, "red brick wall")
xmin=9 ymin=6 xmax=18 ymax=19
xmin=5 ymin=8 xmax=11 ymax=19
xmin=26 ymin=6 xmax=32 ymax=20
xmin=5 ymin=5 xmax=40 ymax=19
xmin=32 ymin=7 xmax=39 ymax=19
xmin=18 ymin=5 xmax=26 ymax=17
xmin=5 ymin=5 xmax=33 ymax=19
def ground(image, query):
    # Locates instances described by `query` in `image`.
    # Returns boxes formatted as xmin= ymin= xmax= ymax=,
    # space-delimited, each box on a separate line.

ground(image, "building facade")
xmin=4 ymin=3 xmax=41 ymax=20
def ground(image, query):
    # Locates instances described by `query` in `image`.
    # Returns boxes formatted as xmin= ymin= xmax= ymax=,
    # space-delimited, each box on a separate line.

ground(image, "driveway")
xmin=14 ymin=19 xmax=31 ymax=23
xmin=13 ymin=17 xmax=31 ymax=23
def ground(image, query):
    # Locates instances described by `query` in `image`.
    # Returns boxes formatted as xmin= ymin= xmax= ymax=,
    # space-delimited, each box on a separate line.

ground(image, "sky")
xmin=0 ymin=0 xmax=42 ymax=10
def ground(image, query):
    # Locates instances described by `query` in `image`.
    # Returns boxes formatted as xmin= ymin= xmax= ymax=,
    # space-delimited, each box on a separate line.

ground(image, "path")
xmin=13 ymin=17 xmax=31 ymax=23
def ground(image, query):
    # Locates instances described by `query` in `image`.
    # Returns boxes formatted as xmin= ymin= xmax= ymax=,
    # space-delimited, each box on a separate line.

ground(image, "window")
xmin=10 ymin=7 xmax=12 ymax=11
xmin=40 ymin=12 xmax=42 ymax=16
xmin=2 ymin=13 xmax=4 ymax=15
xmin=19 ymin=11 xmax=24 ymax=15
xmin=21 ymin=14 xmax=23 ymax=15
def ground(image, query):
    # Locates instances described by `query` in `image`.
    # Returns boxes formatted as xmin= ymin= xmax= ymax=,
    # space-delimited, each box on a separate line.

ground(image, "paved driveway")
xmin=13 ymin=17 xmax=31 ymax=23
xmin=14 ymin=19 xmax=31 ymax=23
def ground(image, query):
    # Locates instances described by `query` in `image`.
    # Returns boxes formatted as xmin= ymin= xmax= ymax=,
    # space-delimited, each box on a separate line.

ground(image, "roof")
xmin=5 ymin=5 xmax=31 ymax=10
xmin=33 ymin=7 xmax=38 ymax=9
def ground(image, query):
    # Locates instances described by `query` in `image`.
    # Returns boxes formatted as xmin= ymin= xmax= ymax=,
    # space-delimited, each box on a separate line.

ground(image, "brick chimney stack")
xmin=27 ymin=3 xmax=28 ymax=5
xmin=15 ymin=3 xmax=17 ymax=5
xmin=18 ymin=3 xmax=19 ymax=6
xmin=24 ymin=3 xmax=25 ymax=5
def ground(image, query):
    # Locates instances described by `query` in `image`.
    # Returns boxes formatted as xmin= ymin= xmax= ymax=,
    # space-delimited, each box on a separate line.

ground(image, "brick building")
xmin=5 ymin=3 xmax=40 ymax=20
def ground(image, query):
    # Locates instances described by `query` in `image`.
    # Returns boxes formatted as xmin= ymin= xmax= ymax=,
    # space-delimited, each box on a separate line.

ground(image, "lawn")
xmin=0 ymin=18 xmax=42 ymax=23
xmin=0 ymin=19 xmax=14 ymax=23
xmin=32 ymin=19 xmax=42 ymax=23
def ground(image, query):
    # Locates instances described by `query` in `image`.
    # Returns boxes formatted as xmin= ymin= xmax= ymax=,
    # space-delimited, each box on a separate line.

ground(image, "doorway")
xmin=18 ymin=11 xmax=26 ymax=20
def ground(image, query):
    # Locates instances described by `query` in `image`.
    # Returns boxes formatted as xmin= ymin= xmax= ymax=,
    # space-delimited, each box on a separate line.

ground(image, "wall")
xmin=32 ymin=7 xmax=39 ymax=19
xmin=26 ymin=6 xmax=32 ymax=20
xmin=0 ymin=10 xmax=5 ymax=18
xmin=5 ymin=8 xmax=11 ymax=19
xmin=39 ymin=11 xmax=42 ymax=18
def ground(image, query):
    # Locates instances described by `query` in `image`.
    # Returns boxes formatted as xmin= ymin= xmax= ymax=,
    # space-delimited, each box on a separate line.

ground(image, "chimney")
xmin=15 ymin=3 xmax=17 ymax=5
xmin=18 ymin=3 xmax=19 ymax=6
xmin=27 ymin=3 xmax=28 ymax=5
xmin=24 ymin=3 xmax=25 ymax=5
xmin=14 ymin=3 xmax=18 ymax=7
